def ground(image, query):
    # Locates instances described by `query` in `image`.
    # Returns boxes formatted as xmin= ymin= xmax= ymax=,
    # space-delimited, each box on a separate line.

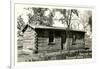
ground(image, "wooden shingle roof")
xmin=23 ymin=24 xmax=86 ymax=33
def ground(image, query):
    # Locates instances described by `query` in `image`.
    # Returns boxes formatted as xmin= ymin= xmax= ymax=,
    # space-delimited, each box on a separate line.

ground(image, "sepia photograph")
xmin=15 ymin=3 xmax=92 ymax=62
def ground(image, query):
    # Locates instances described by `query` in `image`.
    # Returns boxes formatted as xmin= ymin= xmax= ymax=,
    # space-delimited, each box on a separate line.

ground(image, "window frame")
xmin=48 ymin=31 xmax=55 ymax=45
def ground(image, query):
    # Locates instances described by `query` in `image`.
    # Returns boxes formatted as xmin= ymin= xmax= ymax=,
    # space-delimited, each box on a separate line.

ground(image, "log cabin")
xmin=21 ymin=24 xmax=85 ymax=53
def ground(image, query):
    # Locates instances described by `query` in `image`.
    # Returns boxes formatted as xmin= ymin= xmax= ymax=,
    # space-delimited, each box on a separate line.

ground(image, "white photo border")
xmin=11 ymin=1 xmax=96 ymax=69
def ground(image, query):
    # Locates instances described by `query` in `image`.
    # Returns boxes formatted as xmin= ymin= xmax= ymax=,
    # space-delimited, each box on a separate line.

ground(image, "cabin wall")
xmin=70 ymin=32 xmax=85 ymax=50
xmin=37 ymin=37 xmax=61 ymax=53
xmin=37 ymin=30 xmax=61 ymax=53
xmin=22 ymin=27 xmax=85 ymax=53
xmin=23 ymin=27 xmax=37 ymax=51
xmin=61 ymin=31 xmax=85 ymax=50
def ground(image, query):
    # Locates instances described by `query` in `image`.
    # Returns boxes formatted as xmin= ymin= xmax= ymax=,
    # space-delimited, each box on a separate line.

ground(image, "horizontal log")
xmin=38 ymin=41 xmax=48 ymax=43
xmin=38 ymin=44 xmax=48 ymax=47
xmin=38 ymin=38 xmax=48 ymax=40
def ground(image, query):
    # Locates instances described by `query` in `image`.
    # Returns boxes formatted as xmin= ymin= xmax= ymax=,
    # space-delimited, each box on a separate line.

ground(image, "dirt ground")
xmin=17 ymin=35 xmax=92 ymax=62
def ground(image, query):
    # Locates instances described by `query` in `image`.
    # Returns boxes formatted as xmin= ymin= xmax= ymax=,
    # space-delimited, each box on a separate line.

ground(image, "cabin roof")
xmin=23 ymin=24 xmax=86 ymax=33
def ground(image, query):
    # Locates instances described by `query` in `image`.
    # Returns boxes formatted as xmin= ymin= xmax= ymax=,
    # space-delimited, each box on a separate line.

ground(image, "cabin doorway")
xmin=61 ymin=32 xmax=67 ymax=50
xmin=61 ymin=36 xmax=63 ymax=50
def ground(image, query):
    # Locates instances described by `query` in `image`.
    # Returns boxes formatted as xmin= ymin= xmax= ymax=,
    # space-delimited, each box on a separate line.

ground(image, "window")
xmin=48 ymin=31 xmax=55 ymax=45
xmin=72 ymin=35 xmax=76 ymax=45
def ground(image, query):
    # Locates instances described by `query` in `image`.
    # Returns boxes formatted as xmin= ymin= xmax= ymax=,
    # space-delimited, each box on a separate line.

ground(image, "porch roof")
xmin=24 ymin=24 xmax=86 ymax=33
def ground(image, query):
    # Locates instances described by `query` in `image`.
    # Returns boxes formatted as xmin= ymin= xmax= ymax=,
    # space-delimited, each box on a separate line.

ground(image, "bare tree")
xmin=25 ymin=7 xmax=55 ymax=26
xmin=80 ymin=10 xmax=92 ymax=34
xmin=57 ymin=9 xmax=79 ymax=50
xmin=88 ymin=16 xmax=92 ymax=32
xmin=17 ymin=15 xmax=25 ymax=30
xmin=17 ymin=15 xmax=25 ymax=36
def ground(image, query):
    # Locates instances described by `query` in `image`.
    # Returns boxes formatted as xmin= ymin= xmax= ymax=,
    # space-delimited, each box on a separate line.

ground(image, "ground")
xmin=17 ymin=35 xmax=92 ymax=62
